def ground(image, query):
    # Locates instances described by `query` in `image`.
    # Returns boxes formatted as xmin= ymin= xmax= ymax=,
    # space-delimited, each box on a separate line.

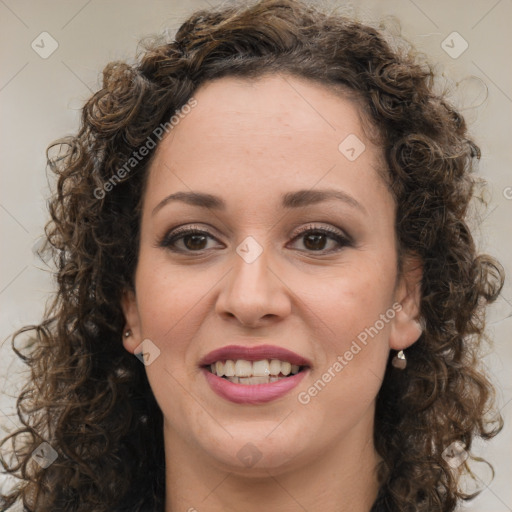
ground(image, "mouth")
xmin=203 ymin=358 xmax=308 ymax=385
xmin=200 ymin=349 xmax=311 ymax=404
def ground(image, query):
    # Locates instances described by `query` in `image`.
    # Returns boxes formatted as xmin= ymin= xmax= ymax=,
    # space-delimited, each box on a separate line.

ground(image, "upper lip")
xmin=199 ymin=344 xmax=312 ymax=368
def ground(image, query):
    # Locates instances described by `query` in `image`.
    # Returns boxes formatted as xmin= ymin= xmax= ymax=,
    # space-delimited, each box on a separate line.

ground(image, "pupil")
xmin=185 ymin=234 xmax=207 ymax=250
xmin=305 ymin=233 xmax=326 ymax=250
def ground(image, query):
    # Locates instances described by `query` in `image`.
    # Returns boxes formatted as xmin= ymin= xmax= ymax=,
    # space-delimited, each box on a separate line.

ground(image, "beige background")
xmin=0 ymin=0 xmax=510 ymax=509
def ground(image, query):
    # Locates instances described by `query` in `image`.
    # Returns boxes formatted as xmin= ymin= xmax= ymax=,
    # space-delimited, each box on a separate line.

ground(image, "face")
xmin=122 ymin=74 xmax=422 ymax=475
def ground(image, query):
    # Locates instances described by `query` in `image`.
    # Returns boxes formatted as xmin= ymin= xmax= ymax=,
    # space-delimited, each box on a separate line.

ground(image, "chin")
xmin=194 ymin=422 xmax=312 ymax=474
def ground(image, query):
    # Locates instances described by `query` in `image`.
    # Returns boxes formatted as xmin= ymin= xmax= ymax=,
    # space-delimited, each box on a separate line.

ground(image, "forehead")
xmin=144 ymin=74 xmax=390 ymax=211
xmin=177 ymin=74 xmax=368 ymax=145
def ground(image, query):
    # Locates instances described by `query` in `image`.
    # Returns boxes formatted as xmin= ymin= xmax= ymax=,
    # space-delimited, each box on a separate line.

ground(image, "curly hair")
xmin=0 ymin=0 xmax=504 ymax=511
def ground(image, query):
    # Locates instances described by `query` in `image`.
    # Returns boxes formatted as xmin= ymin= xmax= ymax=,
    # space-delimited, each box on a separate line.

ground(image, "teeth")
xmin=235 ymin=360 xmax=252 ymax=377
xmin=240 ymin=376 xmax=270 ymax=385
xmin=252 ymin=359 xmax=270 ymax=376
xmin=223 ymin=359 xmax=235 ymax=377
xmin=208 ymin=359 xmax=303 ymax=379
xmin=226 ymin=376 xmax=285 ymax=385
xmin=269 ymin=359 xmax=281 ymax=376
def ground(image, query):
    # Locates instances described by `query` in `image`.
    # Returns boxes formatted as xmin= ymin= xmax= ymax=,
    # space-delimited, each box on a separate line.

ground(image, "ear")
xmin=121 ymin=289 xmax=142 ymax=354
xmin=389 ymin=253 xmax=423 ymax=351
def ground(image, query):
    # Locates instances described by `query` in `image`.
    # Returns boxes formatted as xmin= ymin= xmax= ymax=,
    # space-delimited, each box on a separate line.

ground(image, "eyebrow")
xmin=152 ymin=188 xmax=366 ymax=216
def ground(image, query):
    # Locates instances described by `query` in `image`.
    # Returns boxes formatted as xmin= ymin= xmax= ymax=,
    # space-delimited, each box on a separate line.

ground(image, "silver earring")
xmin=124 ymin=329 xmax=132 ymax=338
xmin=391 ymin=350 xmax=407 ymax=369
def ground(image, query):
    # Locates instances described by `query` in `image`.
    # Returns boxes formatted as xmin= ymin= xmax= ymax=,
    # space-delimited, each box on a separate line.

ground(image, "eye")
xmin=158 ymin=223 xmax=352 ymax=254
xmin=289 ymin=224 xmax=352 ymax=253
xmin=158 ymin=225 xmax=222 ymax=252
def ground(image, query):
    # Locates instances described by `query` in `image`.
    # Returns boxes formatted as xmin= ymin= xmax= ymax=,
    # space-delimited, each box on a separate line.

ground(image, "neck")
xmin=164 ymin=408 xmax=382 ymax=512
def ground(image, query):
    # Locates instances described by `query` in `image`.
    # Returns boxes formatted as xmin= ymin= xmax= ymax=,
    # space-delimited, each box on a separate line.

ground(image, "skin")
xmin=122 ymin=74 xmax=423 ymax=512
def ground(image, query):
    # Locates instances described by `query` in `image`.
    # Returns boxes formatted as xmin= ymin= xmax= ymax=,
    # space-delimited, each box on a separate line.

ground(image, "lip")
xmin=202 ymin=367 xmax=310 ymax=404
xmin=198 ymin=344 xmax=312 ymax=367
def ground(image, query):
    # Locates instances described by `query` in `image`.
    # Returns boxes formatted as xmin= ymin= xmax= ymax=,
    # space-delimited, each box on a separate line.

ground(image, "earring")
xmin=124 ymin=329 xmax=132 ymax=338
xmin=391 ymin=350 xmax=407 ymax=369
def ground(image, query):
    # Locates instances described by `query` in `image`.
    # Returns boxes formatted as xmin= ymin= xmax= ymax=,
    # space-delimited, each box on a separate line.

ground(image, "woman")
xmin=0 ymin=0 xmax=504 ymax=510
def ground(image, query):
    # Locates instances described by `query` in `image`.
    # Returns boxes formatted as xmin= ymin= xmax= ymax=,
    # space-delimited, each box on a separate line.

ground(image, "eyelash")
xmin=158 ymin=223 xmax=352 ymax=254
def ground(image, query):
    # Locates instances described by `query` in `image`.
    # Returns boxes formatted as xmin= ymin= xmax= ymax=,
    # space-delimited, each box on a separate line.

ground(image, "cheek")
xmin=134 ymin=253 xmax=209 ymax=339
xmin=294 ymin=268 xmax=394 ymax=427
xmin=303 ymin=259 xmax=396 ymax=344
xmin=133 ymin=255 xmax=211 ymax=423
xmin=293 ymin=251 xmax=396 ymax=414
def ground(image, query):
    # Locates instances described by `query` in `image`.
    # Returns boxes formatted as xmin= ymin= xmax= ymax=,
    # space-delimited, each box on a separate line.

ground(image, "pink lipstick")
xmin=199 ymin=344 xmax=311 ymax=404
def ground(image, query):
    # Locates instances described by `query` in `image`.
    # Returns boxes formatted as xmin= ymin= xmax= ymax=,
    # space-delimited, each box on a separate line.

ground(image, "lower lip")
xmin=201 ymin=367 xmax=309 ymax=404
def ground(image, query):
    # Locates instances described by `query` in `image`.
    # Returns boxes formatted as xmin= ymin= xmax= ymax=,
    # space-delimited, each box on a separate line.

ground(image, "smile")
xmin=199 ymin=344 xmax=311 ymax=403
xmin=206 ymin=358 xmax=304 ymax=384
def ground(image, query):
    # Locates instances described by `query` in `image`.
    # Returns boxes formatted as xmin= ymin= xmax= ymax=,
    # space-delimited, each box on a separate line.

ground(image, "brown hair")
xmin=0 ymin=1 xmax=504 ymax=511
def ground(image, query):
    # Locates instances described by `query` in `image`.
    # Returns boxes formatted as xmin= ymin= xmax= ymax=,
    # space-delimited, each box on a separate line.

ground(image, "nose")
xmin=215 ymin=243 xmax=292 ymax=328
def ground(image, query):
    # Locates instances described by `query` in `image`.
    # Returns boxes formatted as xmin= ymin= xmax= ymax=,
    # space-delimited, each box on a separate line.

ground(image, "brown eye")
xmin=182 ymin=233 xmax=208 ymax=250
xmin=290 ymin=226 xmax=352 ymax=253
xmin=303 ymin=232 xmax=328 ymax=251
xmin=159 ymin=228 xmax=221 ymax=252
xmin=159 ymin=225 xmax=351 ymax=254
